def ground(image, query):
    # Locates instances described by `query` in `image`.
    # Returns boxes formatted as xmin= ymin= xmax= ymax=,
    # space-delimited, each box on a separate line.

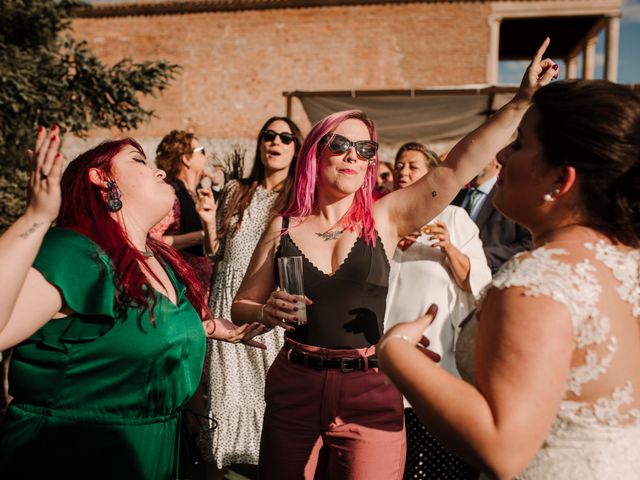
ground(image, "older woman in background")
xmin=385 ymin=142 xmax=491 ymax=480
xmin=152 ymin=130 xmax=216 ymax=298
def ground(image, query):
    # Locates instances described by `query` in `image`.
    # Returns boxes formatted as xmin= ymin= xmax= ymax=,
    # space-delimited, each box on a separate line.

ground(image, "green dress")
xmin=0 ymin=228 xmax=206 ymax=479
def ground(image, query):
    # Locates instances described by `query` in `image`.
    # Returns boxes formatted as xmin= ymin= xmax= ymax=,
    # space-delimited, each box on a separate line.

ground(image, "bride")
xmin=377 ymin=39 xmax=640 ymax=479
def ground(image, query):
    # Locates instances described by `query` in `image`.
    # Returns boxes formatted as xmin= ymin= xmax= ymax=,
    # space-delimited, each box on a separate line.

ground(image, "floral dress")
xmin=200 ymin=180 xmax=285 ymax=468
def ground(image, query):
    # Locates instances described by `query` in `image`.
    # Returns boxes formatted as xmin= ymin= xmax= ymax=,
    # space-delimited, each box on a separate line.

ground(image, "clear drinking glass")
xmin=276 ymin=256 xmax=307 ymax=325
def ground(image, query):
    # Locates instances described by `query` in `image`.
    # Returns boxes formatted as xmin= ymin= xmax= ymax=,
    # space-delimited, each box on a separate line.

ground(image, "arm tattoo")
xmin=431 ymin=190 xmax=438 ymax=197
xmin=19 ymin=222 xmax=45 ymax=239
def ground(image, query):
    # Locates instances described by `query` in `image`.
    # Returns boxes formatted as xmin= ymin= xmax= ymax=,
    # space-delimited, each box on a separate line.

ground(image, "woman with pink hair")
xmin=233 ymin=40 xmax=557 ymax=479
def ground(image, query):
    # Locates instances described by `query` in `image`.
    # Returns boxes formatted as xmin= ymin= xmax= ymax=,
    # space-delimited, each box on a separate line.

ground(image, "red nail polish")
xmin=293 ymin=307 xmax=299 ymax=312
xmin=38 ymin=126 xmax=45 ymax=132
xmin=552 ymin=64 xmax=559 ymax=71
xmin=51 ymin=124 xmax=58 ymax=131
xmin=553 ymin=74 xmax=558 ymax=80
xmin=51 ymin=134 xmax=57 ymax=141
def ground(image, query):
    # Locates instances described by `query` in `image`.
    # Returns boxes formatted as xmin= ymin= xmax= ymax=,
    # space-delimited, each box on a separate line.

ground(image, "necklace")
xmin=315 ymin=228 xmax=345 ymax=241
xmin=138 ymin=248 xmax=154 ymax=258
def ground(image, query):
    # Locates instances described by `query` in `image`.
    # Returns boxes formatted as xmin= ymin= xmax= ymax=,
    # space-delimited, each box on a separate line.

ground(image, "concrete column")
xmin=582 ymin=36 xmax=597 ymax=80
xmin=605 ymin=16 xmax=620 ymax=82
xmin=566 ymin=55 xmax=578 ymax=79
xmin=486 ymin=17 xmax=501 ymax=84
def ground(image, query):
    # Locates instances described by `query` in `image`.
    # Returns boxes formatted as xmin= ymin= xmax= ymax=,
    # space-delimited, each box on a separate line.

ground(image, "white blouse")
xmin=384 ymin=205 xmax=491 ymax=381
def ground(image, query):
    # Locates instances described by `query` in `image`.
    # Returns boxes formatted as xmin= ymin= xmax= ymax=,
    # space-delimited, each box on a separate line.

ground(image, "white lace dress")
xmin=456 ymin=241 xmax=640 ymax=479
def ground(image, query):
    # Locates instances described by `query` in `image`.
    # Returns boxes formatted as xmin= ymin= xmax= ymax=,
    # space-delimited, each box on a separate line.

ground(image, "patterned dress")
xmin=200 ymin=180 xmax=285 ymax=468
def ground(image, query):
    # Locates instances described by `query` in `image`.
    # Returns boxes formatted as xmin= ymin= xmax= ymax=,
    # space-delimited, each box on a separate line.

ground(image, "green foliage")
xmin=0 ymin=0 xmax=181 ymax=231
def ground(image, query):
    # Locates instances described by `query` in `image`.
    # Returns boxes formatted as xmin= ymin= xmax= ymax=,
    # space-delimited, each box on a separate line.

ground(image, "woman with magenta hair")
xmin=232 ymin=40 xmax=558 ymax=479
xmin=0 ymin=129 xmax=265 ymax=479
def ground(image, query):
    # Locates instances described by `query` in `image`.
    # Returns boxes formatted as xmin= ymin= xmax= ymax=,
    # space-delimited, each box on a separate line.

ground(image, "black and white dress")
xmin=200 ymin=180 xmax=285 ymax=468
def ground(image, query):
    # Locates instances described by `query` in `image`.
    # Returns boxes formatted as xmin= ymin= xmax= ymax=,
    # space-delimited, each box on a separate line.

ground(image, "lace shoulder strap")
xmin=587 ymin=241 xmax=640 ymax=317
xmin=485 ymin=246 xmax=601 ymax=332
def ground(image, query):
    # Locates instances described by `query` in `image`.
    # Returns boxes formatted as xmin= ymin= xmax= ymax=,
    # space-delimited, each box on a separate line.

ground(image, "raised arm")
xmin=375 ymin=39 xmax=557 ymax=243
xmin=378 ymin=285 xmax=573 ymax=478
xmin=0 ymin=127 xmax=65 ymax=348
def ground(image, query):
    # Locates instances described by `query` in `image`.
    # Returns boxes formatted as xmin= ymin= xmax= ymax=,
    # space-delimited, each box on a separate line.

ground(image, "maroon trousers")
xmin=259 ymin=338 xmax=406 ymax=479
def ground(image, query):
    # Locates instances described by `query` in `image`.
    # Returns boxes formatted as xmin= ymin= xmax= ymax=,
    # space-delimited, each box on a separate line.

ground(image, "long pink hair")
xmin=282 ymin=110 xmax=379 ymax=245
xmin=57 ymin=138 xmax=209 ymax=322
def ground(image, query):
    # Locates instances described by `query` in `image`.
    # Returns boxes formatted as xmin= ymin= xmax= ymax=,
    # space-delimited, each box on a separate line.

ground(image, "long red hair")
xmin=57 ymin=138 xmax=209 ymax=322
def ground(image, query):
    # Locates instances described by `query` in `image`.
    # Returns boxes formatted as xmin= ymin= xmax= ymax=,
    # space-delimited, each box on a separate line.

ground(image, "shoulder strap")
xmin=281 ymin=216 xmax=289 ymax=229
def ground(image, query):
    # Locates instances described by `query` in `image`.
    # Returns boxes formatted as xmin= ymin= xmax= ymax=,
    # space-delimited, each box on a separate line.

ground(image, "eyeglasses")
xmin=321 ymin=133 xmax=378 ymax=161
xmin=192 ymin=146 xmax=205 ymax=155
xmin=261 ymin=130 xmax=296 ymax=145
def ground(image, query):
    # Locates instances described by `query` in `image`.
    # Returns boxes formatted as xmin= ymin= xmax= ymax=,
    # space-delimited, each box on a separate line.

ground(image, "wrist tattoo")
xmin=19 ymin=222 xmax=45 ymax=239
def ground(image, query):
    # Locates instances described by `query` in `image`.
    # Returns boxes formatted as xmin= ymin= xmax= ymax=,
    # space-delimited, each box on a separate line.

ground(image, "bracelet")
xmin=377 ymin=334 xmax=413 ymax=355
xmin=257 ymin=304 xmax=266 ymax=324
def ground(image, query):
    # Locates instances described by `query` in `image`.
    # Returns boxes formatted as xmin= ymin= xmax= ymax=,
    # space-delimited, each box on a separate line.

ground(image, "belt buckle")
xmin=340 ymin=358 xmax=355 ymax=373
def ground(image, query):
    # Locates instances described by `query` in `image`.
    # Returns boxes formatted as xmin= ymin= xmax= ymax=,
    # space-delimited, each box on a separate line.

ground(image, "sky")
xmin=500 ymin=0 xmax=640 ymax=84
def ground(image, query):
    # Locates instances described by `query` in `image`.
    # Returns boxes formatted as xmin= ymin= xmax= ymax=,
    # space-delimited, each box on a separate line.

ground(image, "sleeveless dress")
xmin=0 ymin=228 xmax=206 ymax=479
xmin=201 ymin=180 xmax=285 ymax=468
xmin=456 ymin=241 xmax=640 ymax=479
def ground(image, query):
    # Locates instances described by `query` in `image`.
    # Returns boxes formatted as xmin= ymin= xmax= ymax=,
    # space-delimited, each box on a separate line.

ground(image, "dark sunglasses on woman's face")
xmin=261 ymin=130 xmax=296 ymax=145
xmin=322 ymin=133 xmax=378 ymax=161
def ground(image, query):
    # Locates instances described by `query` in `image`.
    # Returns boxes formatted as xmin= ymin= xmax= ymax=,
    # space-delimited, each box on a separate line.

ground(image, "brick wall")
xmin=67 ymin=2 xmax=490 ymax=163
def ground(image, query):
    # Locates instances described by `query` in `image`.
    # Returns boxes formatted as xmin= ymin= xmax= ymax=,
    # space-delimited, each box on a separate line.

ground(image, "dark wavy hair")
xmin=218 ymin=116 xmax=303 ymax=238
xmin=532 ymin=80 xmax=640 ymax=247
xmin=57 ymin=138 xmax=209 ymax=322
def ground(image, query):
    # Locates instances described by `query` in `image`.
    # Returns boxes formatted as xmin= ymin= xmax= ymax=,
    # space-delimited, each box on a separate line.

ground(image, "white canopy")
xmin=293 ymin=86 xmax=517 ymax=145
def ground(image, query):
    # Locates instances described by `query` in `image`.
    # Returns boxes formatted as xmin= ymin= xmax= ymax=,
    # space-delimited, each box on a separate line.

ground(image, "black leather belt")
xmin=286 ymin=348 xmax=378 ymax=372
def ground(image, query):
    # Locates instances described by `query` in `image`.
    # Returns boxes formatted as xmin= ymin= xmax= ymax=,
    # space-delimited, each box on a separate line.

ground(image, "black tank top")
xmin=275 ymin=217 xmax=390 ymax=349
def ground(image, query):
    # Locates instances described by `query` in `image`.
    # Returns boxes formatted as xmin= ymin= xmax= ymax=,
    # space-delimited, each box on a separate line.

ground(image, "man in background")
xmin=452 ymin=157 xmax=532 ymax=274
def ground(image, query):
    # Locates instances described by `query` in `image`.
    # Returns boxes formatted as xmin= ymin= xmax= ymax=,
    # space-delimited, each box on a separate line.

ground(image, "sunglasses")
xmin=322 ymin=133 xmax=378 ymax=161
xmin=261 ymin=130 xmax=296 ymax=145
xmin=192 ymin=146 xmax=206 ymax=155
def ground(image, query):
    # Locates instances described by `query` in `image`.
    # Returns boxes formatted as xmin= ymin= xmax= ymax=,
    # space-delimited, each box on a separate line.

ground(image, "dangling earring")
xmin=106 ymin=181 xmax=123 ymax=212
xmin=543 ymin=188 xmax=560 ymax=202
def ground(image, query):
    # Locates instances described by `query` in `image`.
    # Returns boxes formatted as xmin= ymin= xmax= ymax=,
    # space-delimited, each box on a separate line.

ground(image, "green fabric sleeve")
xmin=33 ymin=227 xmax=117 ymax=320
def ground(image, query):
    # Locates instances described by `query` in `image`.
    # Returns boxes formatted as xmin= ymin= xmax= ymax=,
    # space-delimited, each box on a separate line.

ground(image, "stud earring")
xmin=543 ymin=188 xmax=560 ymax=203
xmin=106 ymin=181 xmax=123 ymax=212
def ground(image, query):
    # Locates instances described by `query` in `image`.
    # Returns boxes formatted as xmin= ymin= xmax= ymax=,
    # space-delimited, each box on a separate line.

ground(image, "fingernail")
xmin=552 ymin=64 xmax=559 ymax=71
xmin=293 ymin=299 xmax=298 ymax=304
xmin=553 ymin=74 xmax=558 ymax=80
xmin=51 ymin=124 xmax=58 ymax=131
xmin=38 ymin=126 xmax=45 ymax=133
xmin=293 ymin=307 xmax=299 ymax=312
xmin=51 ymin=134 xmax=57 ymax=141
xmin=426 ymin=303 xmax=438 ymax=316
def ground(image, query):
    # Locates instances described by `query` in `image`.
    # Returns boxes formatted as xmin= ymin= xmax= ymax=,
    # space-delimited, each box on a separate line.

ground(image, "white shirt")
xmin=384 ymin=206 xmax=492 ymax=402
